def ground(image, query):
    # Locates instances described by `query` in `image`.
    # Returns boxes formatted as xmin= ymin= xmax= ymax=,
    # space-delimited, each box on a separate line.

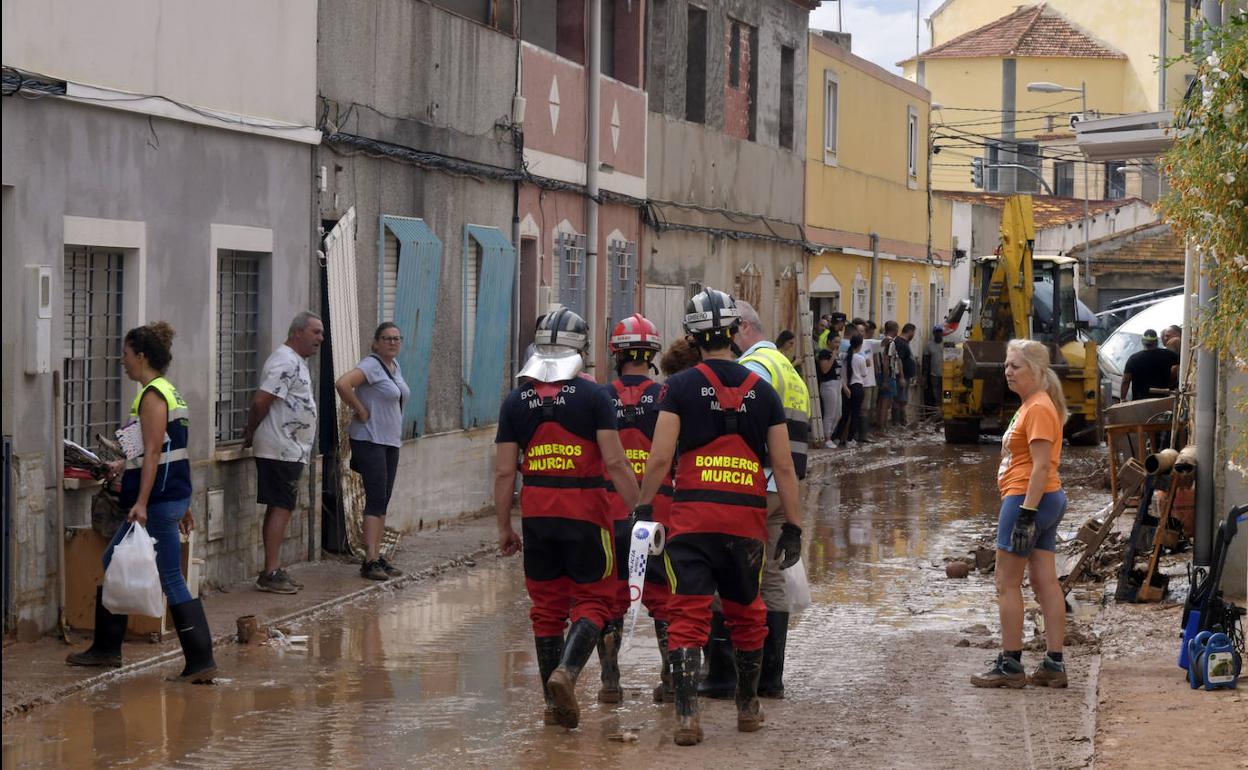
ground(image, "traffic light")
xmin=971 ymin=157 xmax=984 ymax=189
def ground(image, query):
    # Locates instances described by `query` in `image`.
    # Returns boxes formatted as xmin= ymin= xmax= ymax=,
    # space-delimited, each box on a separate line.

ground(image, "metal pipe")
xmin=1145 ymin=447 xmax=1179 ymax=475
xmin=586 ymin=0 xmax=602 ymax=373
xmin=512 ymin=13 xmax=524 ymax=375
xmin=869 ymin=232 xmax=880 ymax=320
xmin=1194 ymin=0 xmax=1224 ymax=567
xmin=54 ymin=370 xmax=68 ymax=641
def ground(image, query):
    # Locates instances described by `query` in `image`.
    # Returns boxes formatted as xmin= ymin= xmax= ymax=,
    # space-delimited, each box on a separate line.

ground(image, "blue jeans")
xmin=103 ymin=498 xmax=192 ymax=605
xmin=996 ymin=490 xmax=1068 ymax=554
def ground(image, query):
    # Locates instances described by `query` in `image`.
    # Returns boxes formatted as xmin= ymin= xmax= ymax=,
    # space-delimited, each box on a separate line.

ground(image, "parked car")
xmin=1098 ymin=294 xmax=1186 ymax=403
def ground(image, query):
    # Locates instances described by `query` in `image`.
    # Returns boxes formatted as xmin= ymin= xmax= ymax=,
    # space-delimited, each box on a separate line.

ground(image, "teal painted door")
xmin=463 ymin=225 xmax=515 ymax=428
xmin=381 ymin=216 xmax=442 ymax=438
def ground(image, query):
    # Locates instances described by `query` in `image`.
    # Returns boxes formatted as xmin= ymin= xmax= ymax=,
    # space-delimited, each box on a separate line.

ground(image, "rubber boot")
xmin=698 ymin=611 xmax=736 ymax=699
xmin=758 ymin=611 xmax=789 ymax=699
xmin=652 ymin=619 xmax=674 ymax=703
xmin=670 ymin=647 xmax=704 ymax=746
xmin=534 ymin=635 xmax=565 ymax=726
xmin=168 ymin=599 xmax=218 ymax=683
xmin=546 ymin=618 xmax=601 ymax=728
xmin=66 ymin=587 xmax=128 ymax=668
xmin=596 ymin=618 xmax=623 ymax=704
xmin=734 ymin=648 xmax=765 ymax=732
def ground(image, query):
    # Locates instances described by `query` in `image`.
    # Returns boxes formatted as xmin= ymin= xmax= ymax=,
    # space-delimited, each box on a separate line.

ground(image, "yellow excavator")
xmin=941 ymin=195 xmax=1101 ymax=445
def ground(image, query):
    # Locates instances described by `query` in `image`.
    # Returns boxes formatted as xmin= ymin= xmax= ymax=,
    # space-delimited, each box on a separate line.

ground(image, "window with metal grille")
xmin=883 ymin=278 xmax=897 ymax=322
xmin=852 ymin=275 xmax=868 ymax=320
xmin=216 ymin=250 xmax=262 ymax=443
xmin=63 ymin=247 xmax=125 ymax=447
xmin=556 ymin=231 xmax=587 ymax=317
xmin=608 ymin=239 xmax=637 ymax=331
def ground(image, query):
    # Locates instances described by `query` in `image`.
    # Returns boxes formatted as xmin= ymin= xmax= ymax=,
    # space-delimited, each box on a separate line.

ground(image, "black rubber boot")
xmin=534 ymin=635 xmax=565 ymax=726
xmin=758 ymin=611 xmax=789 ymax=698
xmin=698 ymin=611 xmax=736 ymax=699
xmin=670 ymin=647 xmax=703 ymax=746
xmin=66 ymin=587 xmax=128 ymax=668
xmin=546 ymin=618 xmax=601 ymax=728
xmin=596 ymin=618 xmax=623 ymax=704
xmin=652 ymin=619 xmax=674 ymax=703
xmin=167 ymin=599 xmax=218 ymax=683
xmin=734 ymin=648 xmax=765 ymax=732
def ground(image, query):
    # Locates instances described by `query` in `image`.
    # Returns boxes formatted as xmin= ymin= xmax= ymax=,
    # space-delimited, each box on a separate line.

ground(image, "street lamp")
xmin=1028 ymin=80 xmax=1091 ymax=285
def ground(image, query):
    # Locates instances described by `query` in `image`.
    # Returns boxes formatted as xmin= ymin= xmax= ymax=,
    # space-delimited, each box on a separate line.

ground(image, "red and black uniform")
xmin=604 ymin=374 xmax=674 ymax=621
xmin=496 ymin=379 xmax=618 ymax=637
xmin=657 ymin=359 xmax=786 ymax=652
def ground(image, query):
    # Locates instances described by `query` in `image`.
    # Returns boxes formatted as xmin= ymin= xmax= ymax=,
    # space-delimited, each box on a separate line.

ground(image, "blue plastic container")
xmin=1195 ymin=632 xmax=1242 ymax=691
xmin=1178 ymin=609 xmax=1201 ymax=670
xmin=1187 ymin=631 xmax=1213 ymax=689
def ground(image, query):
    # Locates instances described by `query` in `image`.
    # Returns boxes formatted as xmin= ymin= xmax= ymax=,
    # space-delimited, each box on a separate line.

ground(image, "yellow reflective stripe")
xmin=663 ymin=551 xmax=678 ymax=593
xmin=600 ymin=527 xmax=614 ymax=580
xmin=124 ymin=447 xmax=190 ymax=470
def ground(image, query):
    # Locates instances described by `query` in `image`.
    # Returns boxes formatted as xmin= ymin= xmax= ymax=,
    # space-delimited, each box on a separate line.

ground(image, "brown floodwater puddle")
xmin=2 ymin=442 xmax=1108 ymax=769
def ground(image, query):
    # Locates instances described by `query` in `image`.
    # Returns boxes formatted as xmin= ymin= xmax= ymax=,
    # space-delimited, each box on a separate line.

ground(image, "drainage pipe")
xmin=586 ymin=0 xmax=602 ymax=374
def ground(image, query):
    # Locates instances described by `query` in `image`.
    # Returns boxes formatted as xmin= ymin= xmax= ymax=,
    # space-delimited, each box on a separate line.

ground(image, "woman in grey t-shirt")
xmin=335 ymin=322 xmax=411 ymax=581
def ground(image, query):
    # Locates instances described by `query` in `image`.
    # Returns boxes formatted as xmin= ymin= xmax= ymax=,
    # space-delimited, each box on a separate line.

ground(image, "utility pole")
xmin=586 ymin=0 xmax=602 ymax=373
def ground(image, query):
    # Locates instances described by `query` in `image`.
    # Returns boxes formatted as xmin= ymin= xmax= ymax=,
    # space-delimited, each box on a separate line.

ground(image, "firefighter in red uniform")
xmin=632 ymin=288 xmax=803 ymax=746
xmin=596 ymin=313 xmax=676 ymax=705
xmin=494 ymin=308 xmax=640 ymax=729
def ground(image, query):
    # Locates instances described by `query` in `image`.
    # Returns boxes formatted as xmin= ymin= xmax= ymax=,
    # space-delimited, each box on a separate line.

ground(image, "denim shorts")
xmin=996 ymin=490 xmax=1068 ymax=553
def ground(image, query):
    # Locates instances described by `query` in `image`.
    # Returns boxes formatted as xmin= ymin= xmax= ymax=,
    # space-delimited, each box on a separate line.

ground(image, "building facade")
xmin=2 ymin=0 xmax=319 ymax=635
xmin=643 ymin=0 xmax=819 ymax=345
xmin=805 ymin=31 xmax=954 ymax=340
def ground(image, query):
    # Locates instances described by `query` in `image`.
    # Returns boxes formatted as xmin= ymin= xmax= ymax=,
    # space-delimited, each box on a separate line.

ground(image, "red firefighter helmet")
xmin=609 ymin=313 xmax=663 ymax=355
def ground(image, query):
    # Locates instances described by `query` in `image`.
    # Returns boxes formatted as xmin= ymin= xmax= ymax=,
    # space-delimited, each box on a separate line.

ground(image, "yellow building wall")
xmin=927 ymin=0 xmax=1198 ymax=113
xmin=806 ymin=35 xmax=952 ymax=255
xmin=808 ymin=252 xmax=952 ymax=330
xmin=918 ymin=55 xmax=1127 ymax=193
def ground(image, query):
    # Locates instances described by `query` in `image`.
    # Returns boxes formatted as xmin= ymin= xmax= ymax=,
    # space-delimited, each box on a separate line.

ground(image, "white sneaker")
xmin=845 ymin=440 xmax=858 ymax=449
xmin=824 ymin=440 xmax=837 ymax=449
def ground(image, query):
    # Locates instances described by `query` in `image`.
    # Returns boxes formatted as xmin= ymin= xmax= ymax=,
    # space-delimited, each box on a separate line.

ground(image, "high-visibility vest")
xmin=739 ymin=345 xmax=811 ymax=479
xmin=120 ymin=376 xmax=192 ymax=507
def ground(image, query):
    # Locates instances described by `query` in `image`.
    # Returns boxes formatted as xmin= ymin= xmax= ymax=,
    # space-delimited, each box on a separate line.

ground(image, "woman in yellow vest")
xmin=67 ymin=322 xmax=217 ymax=683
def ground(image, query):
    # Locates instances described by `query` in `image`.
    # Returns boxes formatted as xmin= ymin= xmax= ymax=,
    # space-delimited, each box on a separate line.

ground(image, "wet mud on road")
xmin=3 ymin=440 xmax=1110 ymax=769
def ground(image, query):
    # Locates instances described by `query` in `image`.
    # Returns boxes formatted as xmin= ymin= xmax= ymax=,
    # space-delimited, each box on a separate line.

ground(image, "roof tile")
xmin=901 ymin=4 xmax=1125 ymax=64
xmin=934 ymin=191 xmax=1145 ymax=229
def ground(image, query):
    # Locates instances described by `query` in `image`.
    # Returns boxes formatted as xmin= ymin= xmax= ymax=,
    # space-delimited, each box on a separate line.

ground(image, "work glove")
xmin=1009 ymin=506 xmax=1039 ymax=555
xmin=773 ymin=522 xmax=803 ymax=569
xmin=628 ymin=504 xmax=654 ymax=529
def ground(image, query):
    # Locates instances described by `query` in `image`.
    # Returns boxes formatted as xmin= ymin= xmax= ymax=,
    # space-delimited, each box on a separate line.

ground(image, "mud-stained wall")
xmin=1 ymin=97 xmax=315 ymax=632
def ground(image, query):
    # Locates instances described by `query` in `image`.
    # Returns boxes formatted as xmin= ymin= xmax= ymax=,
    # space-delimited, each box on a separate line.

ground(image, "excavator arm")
xmin=972 ymin=195 xmax=1036 ymax=342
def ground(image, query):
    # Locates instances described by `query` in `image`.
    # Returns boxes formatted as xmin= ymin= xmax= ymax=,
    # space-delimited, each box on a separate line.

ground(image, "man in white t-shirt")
xmin=243 ymin=311 xmax=323 ymax=594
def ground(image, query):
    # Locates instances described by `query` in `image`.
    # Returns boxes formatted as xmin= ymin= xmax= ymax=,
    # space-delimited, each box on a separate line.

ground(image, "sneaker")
xmin=1028 ymin=655 xmax=1068 ymax=688
xmin=970 ymin=653 xmax=1027 ymax=689
xmin=845 ymin=440 xmax=858 ymax=449
xmin=824 ymin=441 xmax=837 ymax=449
xmin=276 ymin=568 xmax=304 ymax=589
xmin=377 ymin=556 xmax=403 ymax=578
xmin=256 ymin=569 xmax=298 ymax=595
xmin=360 ymin=559 xmax=389 ymax=581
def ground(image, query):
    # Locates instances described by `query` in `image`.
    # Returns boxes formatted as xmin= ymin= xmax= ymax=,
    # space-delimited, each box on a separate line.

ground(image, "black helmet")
xmin=534 ymin=307 xmax=589 ymax=353
xmin=684 ymin=287 xmax=740 ymax=336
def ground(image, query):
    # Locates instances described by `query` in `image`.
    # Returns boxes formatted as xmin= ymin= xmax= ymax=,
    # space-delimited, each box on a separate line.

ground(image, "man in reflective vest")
xmin=632 ymin=288 xmax=803 ymax=746
xmin=598 ymin=313 xmax=675 ymax=704
xmin=494 ymin=308 xmax=640 ymax=729
xmin=714 ymin=299 xmax=811 ymax=700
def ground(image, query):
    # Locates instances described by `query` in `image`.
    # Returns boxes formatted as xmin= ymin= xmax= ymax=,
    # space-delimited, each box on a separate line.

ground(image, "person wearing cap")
xmin=493 ymin=308 xmax=640 ymax=729
xmin=631 ymin=288 xmax=803 ymax=746
xmin=1121 ymin=329 xmax=1179 ymax=401
xmin=596 ymin=313 xmax=674 ymax=705
xmin=923 ymin=326 xmax=945 ymax=414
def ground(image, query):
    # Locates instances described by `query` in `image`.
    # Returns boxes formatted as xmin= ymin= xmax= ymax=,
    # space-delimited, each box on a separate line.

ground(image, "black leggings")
xmin=834 ymin=383 xmax=864 ymax=442
xmin=349 ymin=439 xmax=400 ymax=517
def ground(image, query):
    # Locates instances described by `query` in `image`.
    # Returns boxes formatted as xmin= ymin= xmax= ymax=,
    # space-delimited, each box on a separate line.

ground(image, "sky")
xmin=808 ymin=0 xmax=947 ymax=75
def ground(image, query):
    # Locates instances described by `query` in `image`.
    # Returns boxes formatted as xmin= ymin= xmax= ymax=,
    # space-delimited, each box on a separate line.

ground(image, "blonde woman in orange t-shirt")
xmin=971 ymin=339 xmax=1070 ymax=690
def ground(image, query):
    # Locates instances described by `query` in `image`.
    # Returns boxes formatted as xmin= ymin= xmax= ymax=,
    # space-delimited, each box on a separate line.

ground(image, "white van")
xmin=1098 ymin=294 xmax=1186 ymax=402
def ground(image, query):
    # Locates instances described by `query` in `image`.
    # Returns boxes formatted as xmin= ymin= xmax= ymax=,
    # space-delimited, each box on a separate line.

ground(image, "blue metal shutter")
xmin=381 ymin=216 xmax=443 ymax=438
xmin=463 ymin=225 xmax=516 ymax=428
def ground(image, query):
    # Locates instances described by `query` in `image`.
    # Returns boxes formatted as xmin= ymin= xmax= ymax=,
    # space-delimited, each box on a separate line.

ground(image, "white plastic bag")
xmin=102 ymin=523 xmax=165 ymax=617
xmin=782 ymin=558 xmax=812 ymax=613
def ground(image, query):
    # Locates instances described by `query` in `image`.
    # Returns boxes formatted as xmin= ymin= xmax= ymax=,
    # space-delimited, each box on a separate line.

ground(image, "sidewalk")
xmin=1 ymin=512 xmax=501 ymax=720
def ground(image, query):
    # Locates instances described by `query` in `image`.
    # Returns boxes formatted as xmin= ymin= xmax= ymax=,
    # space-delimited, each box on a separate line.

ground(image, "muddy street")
xmin=3 ymin=438 xmax=1110 ymax=769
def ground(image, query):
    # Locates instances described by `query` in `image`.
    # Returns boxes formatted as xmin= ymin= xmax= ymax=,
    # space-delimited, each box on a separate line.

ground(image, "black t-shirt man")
xmin=1123 ymin=347 xmax=1179 ymax=401
xmin=816 ymin=348 xmax=840 ymax=384
xmin=496 ymin=378 xmax=617 ymax=446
